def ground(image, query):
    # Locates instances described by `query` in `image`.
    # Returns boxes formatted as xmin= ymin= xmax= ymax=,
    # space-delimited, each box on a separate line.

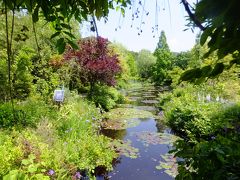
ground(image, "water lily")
xmin=48 ymin=169 xmax=55 ymax=176
xmin=75 ymin=171 xmax=81 ymax=179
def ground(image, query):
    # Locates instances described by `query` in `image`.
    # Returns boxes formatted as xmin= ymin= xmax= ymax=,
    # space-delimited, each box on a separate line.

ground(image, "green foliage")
xmin=102 ymin=108 xmax=154 ymax=130
xmin=110 ymin=139 xmax=139 ymax=159
xmin=109 ymin=42 xmax=138 ymax=88
xmin=2 ymin=0 xmax=131 ymax=53
xmin=0 ymin=132 xmax=23 ymax=176
xmin=179 ymin=34 xmax=238 ymax=84
xmin=55 ymin=95 xmax=117 ymax=171
xmin=173 ymin=51 xmax=191 ymax=70
xmin=0 ymin=97 xmax=55 ymax=128
xmin=155 ymin=31 xmax=170 ymax=51
xmin=152 ymin=31 xmax=173 ymax=85
xmin=160 ymin=81 xmax=240 ymax=179
xmin=0 ymin=46 xmax=35 ymax=101
xmin=136 ymin=49 xmax=156 ymax=79
xmin=13 ymin=48 xmax=34 ymax=99
xmin=0 ymin=93 xmax=117 ymax=179
xmin=161 ymin=85 xmax=223 ymax=138
xmin=172 ymin=104 xmax=240 ymax=179
xmin=89 ymin=85 xmax=125 ymax=111
xmin=194 ymin=0 xmax=240 ymax=60
xmin=0 ymin=14 xmax=68 ymax=102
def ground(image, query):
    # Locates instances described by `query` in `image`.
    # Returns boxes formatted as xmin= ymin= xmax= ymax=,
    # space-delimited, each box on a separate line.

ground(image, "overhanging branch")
xmin=181 ymin=0 xmax=206 ymax=31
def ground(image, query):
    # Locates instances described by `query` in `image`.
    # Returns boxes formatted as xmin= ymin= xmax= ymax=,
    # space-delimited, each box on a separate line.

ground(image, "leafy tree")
xmin=155 ymin=31 xmax=170 ymax=51
xmin=136 ymin=49 xmax=156 ymax=79
xmin=109 ymin=42 xmax=138 ymax=87
xmin=173 ymin=51 xmax=191 ymax=70
xmin=64 ymin=36 xmax=121 ymax=95
xmin=152 ymin=31 xmax=173 ymax=85
xmin=1 ymin=0 xmax=131 ymax=53
xmin=127 ymin=51 xmax=138 ymax=77
xmin=0 ymin=14 xmax=53 ymax=101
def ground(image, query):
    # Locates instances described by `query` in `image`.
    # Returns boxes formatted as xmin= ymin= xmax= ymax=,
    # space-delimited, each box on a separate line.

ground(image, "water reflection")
xmin=97 ymin=85 xmax=176 ymax=180
xmin=101 ymin=129 xmax=127 ymax=140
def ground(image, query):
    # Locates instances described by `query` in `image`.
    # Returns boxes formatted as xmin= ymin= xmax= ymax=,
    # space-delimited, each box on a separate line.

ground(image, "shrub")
xmin=172 ymin=104 xmax=240 ymax=180
xmin=0 ymin=103 xmax=27 ymax=128
xmin=0 ymin=132 xmax=23 ymax=176
xmin=161 ymin=84 xmax=240 ymax=179
xmin=89 ymin=85 xmax=125 ymax=111
xmin=161 ymin=85 xmax=223 ymax=139
xmin=1 ymin=94 xmax=117 ymax=179
xmin=0 ymin=97 xmax=56 ymax=128
xmin=56 ymin=96 xmax=117 ymax=171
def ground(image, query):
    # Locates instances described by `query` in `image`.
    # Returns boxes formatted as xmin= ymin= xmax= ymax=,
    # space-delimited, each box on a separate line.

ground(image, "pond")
xmin=97 ymin=84 xmax=178 ymax=180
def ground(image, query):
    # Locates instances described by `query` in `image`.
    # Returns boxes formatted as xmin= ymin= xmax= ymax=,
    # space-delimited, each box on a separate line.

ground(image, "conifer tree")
xmin=152 ymin=31 xmax=173 ymax=85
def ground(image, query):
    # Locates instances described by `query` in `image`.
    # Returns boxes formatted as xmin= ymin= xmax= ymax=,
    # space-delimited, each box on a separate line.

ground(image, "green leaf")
xmin=200 ymin=27 xmax=213 ymax=46
xmin=67 ymin=39 xmax=79 ymax=49
xmin=28 ymin=164 xmax=38 ymax=173
xmin=180 ymin=68 xmax=202 ymax=82
xmin=5 ymin=1 xmax=14 ymax=10
xmin=210 ymin=63 xmax=224 ymax=77
xmin=56 ymin=38 xmax=66 ymax=54
xmin=3 ymin=170 xmax=26 ymax=180
xmin=51 ymin=32 xmax=61 ymax=39
xmin=200 ymin=65 xmax=212 ymax=77
xmin=63 ymin=31 xmax=75 ymax=39
xmin=60 ymin=23 xmax=71 ymax=30
xmin=22 ymin=159 xmax=30 ymax=166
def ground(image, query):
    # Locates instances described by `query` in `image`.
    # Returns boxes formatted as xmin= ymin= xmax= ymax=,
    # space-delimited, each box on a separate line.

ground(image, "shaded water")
xmin=97 ymin=85 xmax=176 ymax=180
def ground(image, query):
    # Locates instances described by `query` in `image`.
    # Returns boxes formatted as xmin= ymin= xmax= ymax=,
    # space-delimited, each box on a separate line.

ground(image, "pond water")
xmin=97 ymin=85 xmax=177 ymax=180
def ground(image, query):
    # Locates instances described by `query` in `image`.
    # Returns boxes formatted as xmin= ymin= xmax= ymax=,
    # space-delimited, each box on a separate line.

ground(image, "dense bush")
xmin=0 ymin=97 xmax=56 ymax=129
xmin=0 ymin=94 xmax=117 ymax=179
xmin=160 ymin=84 xmax=240 ymax=179
xmin=163 ymin=94 xmax=222 ymax=139
xmin=0 ymin=132 xmax=23 ymax=176
xmin=89 ymin=85 xmax=125 ymax=111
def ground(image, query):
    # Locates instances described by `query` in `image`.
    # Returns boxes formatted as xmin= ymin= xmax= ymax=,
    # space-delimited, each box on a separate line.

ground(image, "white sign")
xmin=53 ymin=90 xmax=65 ymax=102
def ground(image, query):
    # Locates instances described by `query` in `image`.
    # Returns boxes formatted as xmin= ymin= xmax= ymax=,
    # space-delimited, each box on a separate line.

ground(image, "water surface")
xmin=97 ymin=85 xmax=177 ymax=180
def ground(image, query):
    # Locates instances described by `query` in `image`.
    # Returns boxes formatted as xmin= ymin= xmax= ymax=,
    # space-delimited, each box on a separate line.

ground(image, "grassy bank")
xmin=0 ymin=92 xmax=116 ymax=179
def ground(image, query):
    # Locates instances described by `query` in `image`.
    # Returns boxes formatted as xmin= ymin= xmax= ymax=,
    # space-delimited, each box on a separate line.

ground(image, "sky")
xmin=81 ymin=0 xmax=199 ymax=53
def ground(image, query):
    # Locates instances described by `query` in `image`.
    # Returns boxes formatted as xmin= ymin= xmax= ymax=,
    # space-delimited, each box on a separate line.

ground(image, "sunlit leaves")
xmin=3 ymin=0 xmax=131 ymax=53
xmin=195 ymin=0 xmax=240 ymax=59
xmin=179 ymin=62 xmax=233 ymax=83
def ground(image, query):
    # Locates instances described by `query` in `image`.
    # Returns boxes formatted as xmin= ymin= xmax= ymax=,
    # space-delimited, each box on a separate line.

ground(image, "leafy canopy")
xmin=1 ymin=0 xmax=131 ymax=53
xmin=181 ymin=0 xmax=240 ymax=82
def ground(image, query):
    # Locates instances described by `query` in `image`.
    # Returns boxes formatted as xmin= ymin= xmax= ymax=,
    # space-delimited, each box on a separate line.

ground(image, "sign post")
xmin=53 ymin=85 xmax=65 ymax=108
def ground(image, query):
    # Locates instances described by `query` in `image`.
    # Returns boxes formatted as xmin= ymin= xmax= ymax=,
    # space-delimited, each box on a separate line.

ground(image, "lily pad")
xmin=101 ymin=118 xmax=140 ymax=130
xmin=128 ymin=92 xmax=141 ymax=96
xmin=102 ymin=108 xmax=154 ymax=130
xmin=110 ymin=139 xmax=139 ymax=159
xmin=141 ymin=100 xmax=159 ymax=104
xmin=117 ymin=104 xmax=134 ymax=108
xmin=128 ymin=96 xmax=142 ymax=102
xmin=135 ymin=106 xmax=157 ymax=112
xmin=132 ymin=131 xmax=178 ymax=146
xmin=142 ymin=95 xmax=157 ymax=99
xmin=156 ymin=154 xmax=178 ymax=178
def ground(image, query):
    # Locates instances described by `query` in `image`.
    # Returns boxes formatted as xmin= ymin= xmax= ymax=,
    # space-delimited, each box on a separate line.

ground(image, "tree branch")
xmin=92 ymin=16 xmax=99 ymax=37
xmin=181 ymin=0 xmax=206 ymax=31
